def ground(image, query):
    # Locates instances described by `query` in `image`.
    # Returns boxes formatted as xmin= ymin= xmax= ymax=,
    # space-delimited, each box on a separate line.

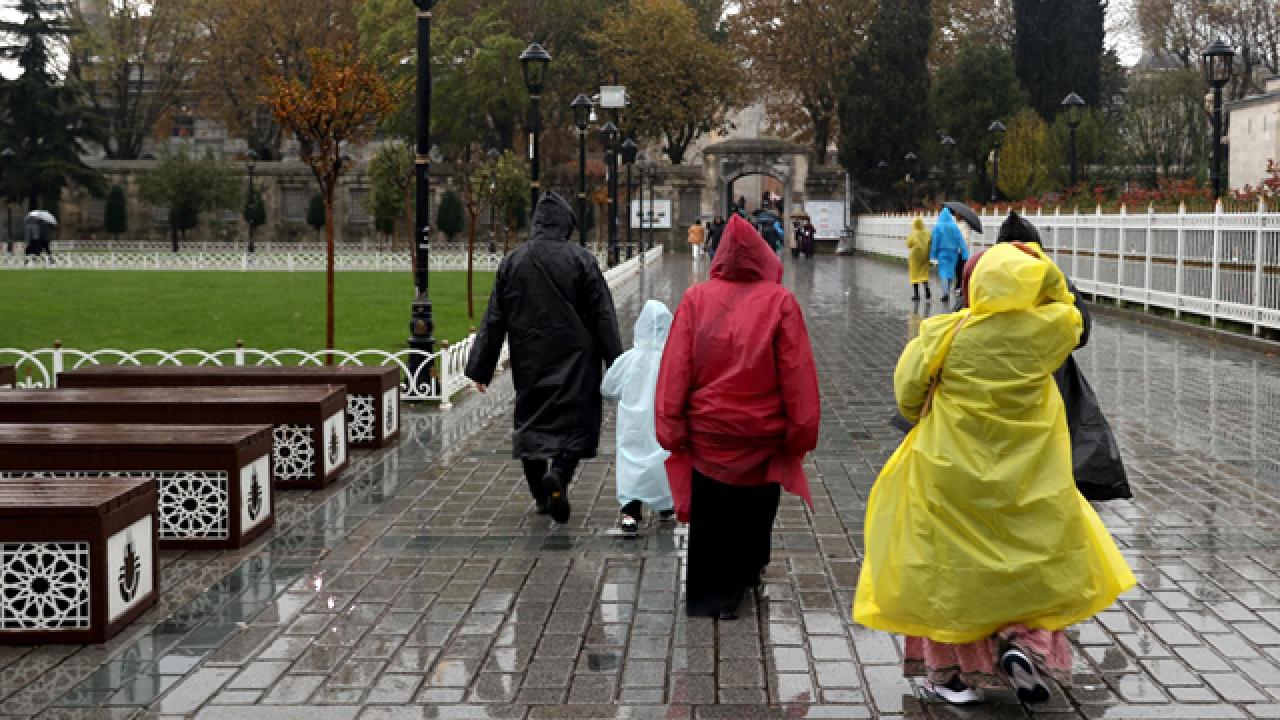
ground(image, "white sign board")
xmin=630 ymin=200 xmax=672 ymax=229
xmin=599 ymin=86 xmax=627 ymax=109
xmin=803 ymin=201 xmax=847 ymax=239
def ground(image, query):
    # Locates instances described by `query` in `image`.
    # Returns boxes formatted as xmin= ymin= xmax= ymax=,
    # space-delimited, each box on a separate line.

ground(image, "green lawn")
xmin=0 ymin=271 xmax=495 ymax=352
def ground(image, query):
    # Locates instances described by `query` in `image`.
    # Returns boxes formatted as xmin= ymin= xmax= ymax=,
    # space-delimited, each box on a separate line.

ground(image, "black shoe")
xmin=940 ymin=294 xmax=949 ymax=303
xmin=1000 ymin=647 xmax=1050 ymax=704
xmin=658 ymin=508 xmax=676 ymax=522
xmin=619 ymin=512 xmax=638 ymax=535
xmin=924 ymin=286 xmax=932 ymax=299
xmin=925 ymin=675 xmax=981 ymax=705
xmin=542 ymin=470 xmax=570 ymax=523
xmin=912 ymin=293 xmax=920 ymax=301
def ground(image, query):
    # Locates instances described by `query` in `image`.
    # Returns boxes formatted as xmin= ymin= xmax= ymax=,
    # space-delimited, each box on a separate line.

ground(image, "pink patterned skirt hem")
xmin=902 ymin=624 xmax=1073 ymax=690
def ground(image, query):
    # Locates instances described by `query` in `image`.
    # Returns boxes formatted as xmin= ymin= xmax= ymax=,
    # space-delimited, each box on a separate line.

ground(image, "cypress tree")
xmin=1013 ymin=0 xmax=1105 ymax=120
xmin=104 ymin=184 xmax=127 ymax=238
xmin=436 ymin=189 xmax=465 ymax=242
xmin=836 ymin=0 xmax=933 ymax=210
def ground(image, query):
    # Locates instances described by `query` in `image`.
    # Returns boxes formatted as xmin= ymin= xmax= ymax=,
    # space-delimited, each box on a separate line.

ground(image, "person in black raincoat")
xmin=465 ymin=191 xmax=624 ymax=523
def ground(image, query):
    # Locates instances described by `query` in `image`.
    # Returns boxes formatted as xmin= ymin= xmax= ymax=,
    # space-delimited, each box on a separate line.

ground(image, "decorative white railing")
xmin=0 ymin=246 xmax=664 ymax=406
xmin=854 ymin=205 xmax=1280 ymax=334
xmin=0 ymin=250 xmax=613 ymax=273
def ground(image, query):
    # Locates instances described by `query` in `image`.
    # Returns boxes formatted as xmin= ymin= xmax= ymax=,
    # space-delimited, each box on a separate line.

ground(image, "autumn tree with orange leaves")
xmin=264 ymin=46 xmax=402 ymax=354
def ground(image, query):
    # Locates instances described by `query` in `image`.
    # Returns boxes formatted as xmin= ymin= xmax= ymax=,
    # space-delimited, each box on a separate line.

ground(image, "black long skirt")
xmin=686 ymin=469 xmax=781 ymax=617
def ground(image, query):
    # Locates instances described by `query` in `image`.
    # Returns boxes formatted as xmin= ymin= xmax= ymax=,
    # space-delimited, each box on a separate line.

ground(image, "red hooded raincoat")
xmin=655 ymin=215 xmax=821 ymax=520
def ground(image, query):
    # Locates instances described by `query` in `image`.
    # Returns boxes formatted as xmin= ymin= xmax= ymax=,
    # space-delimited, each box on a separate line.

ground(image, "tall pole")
xmin=577 ymin=127 xmax=587 ymax=246
xmin=625 ymin=163 xmax=633 ymax=259
xmin=991 ymin=148 xmax=1001 ymax=201
xmin=603 ymin=124 xmax=618 ymax=267
xmin=647 ymin=167 xmax=655 ymax=253
xmin=1069 ymin=124 xmax=1079 ymax=189
xmin=1211 ymin=85 xmax=1224 ymax=201
xmin=407 ymin=0 xmax=437 ymax=394
xmin=246 ymin=153 xmax=257 ymax=254
xmin=529 ymin=93 xmax=541 ymax=217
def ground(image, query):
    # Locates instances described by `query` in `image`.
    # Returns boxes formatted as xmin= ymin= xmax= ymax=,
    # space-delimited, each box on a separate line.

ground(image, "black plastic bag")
xmin=1054 ymin=355 xmax=1131 ymax=501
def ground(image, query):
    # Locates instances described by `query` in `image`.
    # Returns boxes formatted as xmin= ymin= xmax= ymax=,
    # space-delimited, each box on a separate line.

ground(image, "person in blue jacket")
xmin=929 ymin=207 xmax=970 ymax=303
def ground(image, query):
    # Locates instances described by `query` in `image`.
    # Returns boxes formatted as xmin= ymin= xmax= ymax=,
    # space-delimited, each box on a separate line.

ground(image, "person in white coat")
xmin=602 ymin=299 xmax=676 ymax=534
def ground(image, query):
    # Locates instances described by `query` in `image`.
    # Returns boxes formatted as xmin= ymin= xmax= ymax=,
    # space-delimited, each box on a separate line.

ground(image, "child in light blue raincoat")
xmin=929 ymin=207 xmax=971 ymax=303
xmin=602 ymin=299 xmax=675 ymax=534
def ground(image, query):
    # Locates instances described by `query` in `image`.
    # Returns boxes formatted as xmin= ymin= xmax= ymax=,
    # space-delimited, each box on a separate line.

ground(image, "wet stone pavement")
xmin=4 ymin=253 xmax=1280 ymax=719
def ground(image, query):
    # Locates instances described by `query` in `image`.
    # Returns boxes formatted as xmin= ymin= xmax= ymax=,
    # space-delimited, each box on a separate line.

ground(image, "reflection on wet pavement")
xmin=2 ymin=252 xmax=1279 ymax=719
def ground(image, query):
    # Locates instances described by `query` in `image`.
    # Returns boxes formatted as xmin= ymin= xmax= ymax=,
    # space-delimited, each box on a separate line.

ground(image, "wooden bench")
xmin=0 ymin=424 xmax=273 ymax=550
xmin=59 ymin=366 xmax=400 ymax=448
xmin=0 ymin=386 xmax=348 ymax=490
xmin=0 ymin=477 xmax=158 ymax=644
xmin=0 ymin=365 xmax=14 ymax=389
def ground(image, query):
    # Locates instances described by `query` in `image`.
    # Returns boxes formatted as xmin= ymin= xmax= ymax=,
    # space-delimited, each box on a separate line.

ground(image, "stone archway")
xmin=702 ymin=137 xmax=811 ymax=228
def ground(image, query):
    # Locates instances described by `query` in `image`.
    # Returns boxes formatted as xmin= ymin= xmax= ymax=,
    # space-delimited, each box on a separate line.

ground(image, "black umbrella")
xmin=943 ymin=202 xmax=982 ymax=234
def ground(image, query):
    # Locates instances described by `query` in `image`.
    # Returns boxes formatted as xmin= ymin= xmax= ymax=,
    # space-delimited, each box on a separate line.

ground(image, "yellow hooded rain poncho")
xmin=906 ymin=217 xmax=931 ymax=284
xmin=854 ymin=243 xmax=1135 ymax=644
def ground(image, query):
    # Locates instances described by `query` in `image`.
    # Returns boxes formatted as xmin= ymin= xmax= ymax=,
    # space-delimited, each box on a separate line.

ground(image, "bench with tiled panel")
xmin=58 ymin=365 xmax=400 ymax=448
xmin=0 ymin=386 xmax=348 ymax=489
xmin=0 ymin=477 xmax=157 ymax=644
xmin=0 ymin=365 xmax=13 ymax=389
xmin=0 ymin=424 xmax=273 ymax=549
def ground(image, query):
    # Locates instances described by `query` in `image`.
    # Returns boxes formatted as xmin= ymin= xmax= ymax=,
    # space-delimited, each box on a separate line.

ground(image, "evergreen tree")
xmin=1013 ymin=0 xmax=1105 ymax=120
xmin=931 ymin=44 xmax=1026 ymax=201
xmin=137 ymin=150 xmax=240 ymax=251
xmin=436 ymin=189 xmax=465 ymax=243
xmin=0 ymin=0 xmax=104 ymax=210
xmin=104 ymin=184 xmax=127 ymax=238
xmin=306 ymin=193 xmax=326 ymax=241
xmin=836 ymin=0 xmax=933 ymax=211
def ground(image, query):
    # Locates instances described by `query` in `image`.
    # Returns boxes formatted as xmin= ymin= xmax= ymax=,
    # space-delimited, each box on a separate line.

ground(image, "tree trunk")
xmin=466 ymin=209 xmax=477 ymax=319
xmin=812 ymin=115 xmax=831 ymax=166
xmin=324 ymin=186 xmax=336 ymax=363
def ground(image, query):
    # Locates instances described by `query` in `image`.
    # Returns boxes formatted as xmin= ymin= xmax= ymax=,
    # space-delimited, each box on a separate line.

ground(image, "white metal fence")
xmin=0 ymin=251 xmax=514 ymax=272
xmin=854 ymin=206 xmax=1280 ymax=334
xmin=0 ymin=247 xmax=664 ymax=407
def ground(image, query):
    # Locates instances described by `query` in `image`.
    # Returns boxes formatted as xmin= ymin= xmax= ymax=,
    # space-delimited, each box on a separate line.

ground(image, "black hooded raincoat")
xmin=465 ymin=192 xmax=624 ymax=459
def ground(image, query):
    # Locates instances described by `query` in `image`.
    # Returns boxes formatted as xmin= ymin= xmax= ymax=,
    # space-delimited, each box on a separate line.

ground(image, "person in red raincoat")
xmin=655 ymin=214 xmax=821 ymax=619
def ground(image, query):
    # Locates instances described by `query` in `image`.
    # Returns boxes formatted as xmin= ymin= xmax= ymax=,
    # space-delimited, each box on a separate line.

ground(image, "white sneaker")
xmin=924 ymin=676 xmax=981 ymax=705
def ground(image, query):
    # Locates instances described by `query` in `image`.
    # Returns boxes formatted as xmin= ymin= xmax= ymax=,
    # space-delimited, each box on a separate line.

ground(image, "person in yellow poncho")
xmin=854 ymin=242 xmax=1135 ymax=707
xmin=906 ymin=217 xmax=931 ymax=300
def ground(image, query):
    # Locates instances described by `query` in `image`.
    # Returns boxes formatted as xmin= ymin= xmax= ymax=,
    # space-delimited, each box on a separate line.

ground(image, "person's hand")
xmin=475 ymin=383 xmax=487 ymax=394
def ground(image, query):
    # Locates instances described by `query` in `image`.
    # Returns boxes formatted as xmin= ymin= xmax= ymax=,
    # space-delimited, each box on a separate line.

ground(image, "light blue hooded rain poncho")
xmin=602 ymin=300 xmax=675 ymax=510
xmin=929 ymin=207 xmax=970 ymax=282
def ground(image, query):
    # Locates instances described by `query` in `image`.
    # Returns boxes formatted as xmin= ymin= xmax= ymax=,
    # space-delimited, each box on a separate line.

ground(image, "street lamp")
xmin=1201 ymin=38 xmax=1236 ymax=201
xmin=245 ymin=149 xmax=258 ymax=254
xmin=645 ymin=163 xmax=657 ymax=253
xmin=0 ymin=148 xmax=14 ymax=254
xmin=903 ymin=151 xmax=918 ymax=209
xmin=571 ymin=93 xmax=593 ymax=246
xmin=601 ymin=121 xmax=619 ymax=266
xmin=940 ymin=136 xmax=956 ymax=200
xmin=407 ymin=0 xmax=439 ymax=396
xmin=989 ymin=120 xmax=1006 ymax=201
xmin=1061 ymin=92 xmax=1086 ymax=189
xmin=519 ymin=42 xmax=551 ymax=217
xmin=621 ymin=138 xmax=637 ymax=260
xmin=486 ymin=148 xmax=499 ymax=255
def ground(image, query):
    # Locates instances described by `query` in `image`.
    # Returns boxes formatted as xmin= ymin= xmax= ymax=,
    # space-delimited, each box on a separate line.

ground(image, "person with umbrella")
xmin=23 ymin=210 xmax=57 ymax=261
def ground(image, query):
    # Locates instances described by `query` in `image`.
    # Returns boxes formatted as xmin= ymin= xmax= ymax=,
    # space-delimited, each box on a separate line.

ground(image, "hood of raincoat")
xmin=997 ymin=211 xmax=1042 ymax=245
xmin=710 ymin=214 xmax=783 ymax=283
xmin=633 ymin=299 xmax=673 ymax=352
xmin=969 ymin=242 xmax=1073 ymax=315
xmin=911 ymin=217 xmax=925 ymax=232
xmin=530 ymin=191 xmax=577 ymax=243
xmin=934 ymin=208 xmax=961 ymax=241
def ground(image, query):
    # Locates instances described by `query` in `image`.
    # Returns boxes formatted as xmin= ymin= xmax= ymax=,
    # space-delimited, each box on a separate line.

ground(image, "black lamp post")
xmin=989 ymin=120 xmax=1006 ymax=201
xmin=1 ymin=148 xmax=14 ymax=254
xmin=621 ymin=139 xmax=637 ymax=260
xmin=1201 ymin=38 xmax=1236 ymax=202
xmin=875 ymin=160 xmax=889 ymax=210
xmin=1061 ymin=92 xmax=1086 ymax=189
xmin=646 ymin=164 xmax=657 ymax=253
xmin=940 ymin=136 xmax=956 ymax=201
xmin=245 ymin=149 xmax=258 ymax=254
xmin=486 ymin=148 xmax=499 ymax=255
xmin=407 ymin=0 xmax=438 ymax=395
xmin=571 ymin=93 xmax=593 ymax=246
xmin=601 ymin=121 xmax=619 ymax=266
xmin=903 ymin=151 xmax=918 ymax=209
xmin=520 ymin=42 xmax=551 ymax=217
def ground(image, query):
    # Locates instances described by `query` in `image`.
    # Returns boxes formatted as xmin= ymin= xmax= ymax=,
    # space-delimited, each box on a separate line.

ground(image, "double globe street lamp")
xmin=601 ymin=121 xmax=619 ymax=267
xmin=1061 ymin=92 xmax=1086 ymax=189
xmin=621 ymin=138 xmax=638 ymax=260
xmin=407 ymin=0 xmax=438 ymax=395
xmin=989 ymin=120 xmax=1007 ymax=201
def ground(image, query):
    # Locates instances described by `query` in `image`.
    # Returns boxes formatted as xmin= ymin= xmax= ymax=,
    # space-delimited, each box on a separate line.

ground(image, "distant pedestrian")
xmin=687 ymin=221 xmax=706 ymax=260
xmin=601 ymin=300 xmax=676 ymax=535
xmin=855 ymin=241 xmax=1134 ymax=706
xmin=800 ymin=220 xmax=817 ymax=258
xmin=929 ymin=207 xmax=969 ymax=303
xmin=466 ymin=191 xmax=624 ymax=524
xmin=707 ymin=216 xmax=725 ymax=260
xmin=656 ymin=214 xmax=821 ymax=619
xmin=906 ymin=217 xmax=931 ymax=300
